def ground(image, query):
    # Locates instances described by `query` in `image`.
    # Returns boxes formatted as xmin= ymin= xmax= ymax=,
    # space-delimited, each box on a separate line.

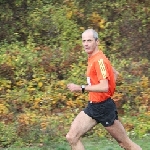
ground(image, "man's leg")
xmin=105 ymin=120 xmax=142 ymax=150
xmin=66 ymin=111 xmax=97 ymax=150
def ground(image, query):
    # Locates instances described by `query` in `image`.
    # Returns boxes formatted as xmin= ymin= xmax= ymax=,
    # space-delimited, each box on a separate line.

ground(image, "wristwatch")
xmin=81 ymin=85 xmax=85 ymax=93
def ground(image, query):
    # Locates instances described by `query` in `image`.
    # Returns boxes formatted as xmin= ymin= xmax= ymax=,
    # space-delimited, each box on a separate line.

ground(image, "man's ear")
xmin=96 ymin=39 xmax=99 ymax=45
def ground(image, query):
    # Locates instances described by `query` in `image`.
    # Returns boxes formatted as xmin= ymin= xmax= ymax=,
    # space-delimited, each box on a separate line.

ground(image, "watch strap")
xmin=81 ymin=85 xmax=85 ymax=93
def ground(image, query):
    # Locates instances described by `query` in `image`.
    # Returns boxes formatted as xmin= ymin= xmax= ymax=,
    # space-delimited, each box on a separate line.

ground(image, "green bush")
xmin=0 ymin=122 xmax=18 ymax=147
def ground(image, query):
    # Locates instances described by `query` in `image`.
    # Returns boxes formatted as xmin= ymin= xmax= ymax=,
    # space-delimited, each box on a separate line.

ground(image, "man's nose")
xmin=84 ymin=41 xmax=88 ymax=45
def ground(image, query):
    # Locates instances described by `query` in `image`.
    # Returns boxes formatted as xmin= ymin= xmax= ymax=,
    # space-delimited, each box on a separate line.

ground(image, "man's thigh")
xmin=68 ymin=111 xmax=97 ymax=137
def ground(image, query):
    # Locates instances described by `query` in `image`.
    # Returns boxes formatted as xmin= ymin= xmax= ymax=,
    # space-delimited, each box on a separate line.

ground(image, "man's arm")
xmin=67 ymin=79 xmax=108 ymax=93
xmin=112 ymin=67 xmax=119 ymax=81
xmin=67 ymin=67 xmax=118 ymax=93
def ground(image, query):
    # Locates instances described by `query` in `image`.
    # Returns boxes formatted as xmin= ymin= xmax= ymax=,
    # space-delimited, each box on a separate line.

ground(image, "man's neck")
xmin=88 ymin=49 xmax=100 ymax=57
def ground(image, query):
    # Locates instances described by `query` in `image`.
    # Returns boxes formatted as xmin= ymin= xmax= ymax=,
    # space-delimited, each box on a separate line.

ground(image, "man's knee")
xmin=66 ymin=133 xmax=71 ymax=143
xmin=66 ymin=132 xmax=78 ymax=145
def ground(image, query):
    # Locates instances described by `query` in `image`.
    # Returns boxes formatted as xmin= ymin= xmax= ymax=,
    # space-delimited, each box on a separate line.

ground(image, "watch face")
xmin=82 ymin=85 xmax=85 ymax=88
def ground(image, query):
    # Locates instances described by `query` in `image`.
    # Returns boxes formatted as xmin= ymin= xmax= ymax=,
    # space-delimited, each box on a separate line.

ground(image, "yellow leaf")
xmin=38 ymin=82 xmax=43 ymax=88
xmin=80 ymin=27 xmax=85 ymax=31
xmin=27 ymin=88 xmax=36 ymax=91
xmin=66 ymin=11 xmax=73 ymax=19
xmin=98 ymin=22 xmax=105 ymax=29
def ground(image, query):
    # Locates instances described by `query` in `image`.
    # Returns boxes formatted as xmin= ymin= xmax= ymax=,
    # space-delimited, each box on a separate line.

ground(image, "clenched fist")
xmin=67 ymin=83 xmax=81 ymax=92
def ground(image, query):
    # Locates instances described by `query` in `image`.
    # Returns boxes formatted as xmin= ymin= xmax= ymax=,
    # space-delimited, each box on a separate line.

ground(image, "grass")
xmin=2 ymin=135 xmax=149 ymax=150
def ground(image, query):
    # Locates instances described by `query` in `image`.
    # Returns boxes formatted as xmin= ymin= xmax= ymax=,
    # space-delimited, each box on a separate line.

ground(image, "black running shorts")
xmin=83 ymin=98 xmax=118 ymax=127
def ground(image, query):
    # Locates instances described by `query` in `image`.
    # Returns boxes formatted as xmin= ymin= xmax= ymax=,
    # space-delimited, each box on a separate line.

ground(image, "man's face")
xmin=82 ymin=31 xmax=98 ymax=55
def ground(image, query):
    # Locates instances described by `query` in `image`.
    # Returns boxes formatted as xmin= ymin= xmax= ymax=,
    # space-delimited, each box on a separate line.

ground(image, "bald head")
xmin=82 ymin=29 xmax=98 ymax=40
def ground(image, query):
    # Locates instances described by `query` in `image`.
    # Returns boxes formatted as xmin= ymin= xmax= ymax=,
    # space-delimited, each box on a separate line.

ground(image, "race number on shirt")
xmin=87 ymin=77 xmax=91 ymax=85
